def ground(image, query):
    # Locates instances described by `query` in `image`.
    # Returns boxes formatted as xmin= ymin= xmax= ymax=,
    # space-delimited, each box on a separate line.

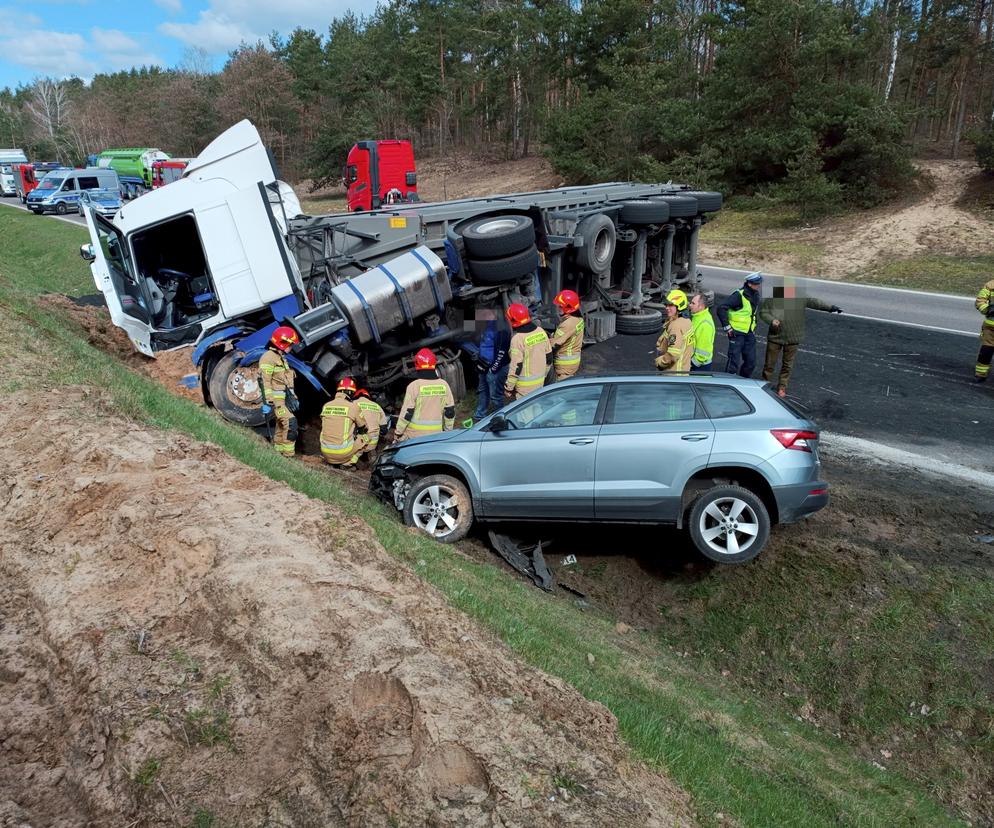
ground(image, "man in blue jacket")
xmin=462 ymin=310 xmax=511 ymax=419
xmin=717 ymin=271 xmax=763 ymax=378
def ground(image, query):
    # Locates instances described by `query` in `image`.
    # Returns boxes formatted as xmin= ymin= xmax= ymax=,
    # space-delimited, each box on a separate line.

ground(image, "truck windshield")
xmin=95 ymin=214 xmax=150 ymax=324
xmin=38 ymin=177 xmax=63 ymax=190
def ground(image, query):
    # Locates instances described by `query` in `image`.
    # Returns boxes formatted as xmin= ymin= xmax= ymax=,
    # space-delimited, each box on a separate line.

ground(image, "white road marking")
xmin=822 ymin=432 xmax=994 ymax=488
xmin=840 ymin=311 xmax=976 ymax=338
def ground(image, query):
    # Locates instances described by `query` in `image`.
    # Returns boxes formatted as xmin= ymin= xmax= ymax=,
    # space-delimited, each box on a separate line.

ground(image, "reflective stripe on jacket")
xmin=727 ymin=289 xmax=757 ymax=333
xmin=654 ymin=317 xmax=693 ymax=372
xmin=396 ymin=378 xmax=455 ymax=439
xmin=320 ymin=393 xmax=365 ymax=455
xmin=259 ymin=349 xmax=294 ymax=401
xmin=358 ymin=399 xmax=388 ymax=447
xmin=506 ymin=328 xmax=552 ymax=395
xmin=977 ymin=280 xmax=994 ymax=328
xmin=689 ymin=309 xmax=715 ymax=366
xmin=552 ymin=315 xmax=584 ymax=366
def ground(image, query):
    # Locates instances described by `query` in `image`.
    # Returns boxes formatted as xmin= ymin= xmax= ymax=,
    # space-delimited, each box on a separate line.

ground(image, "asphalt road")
xmin=0 ymin=195 xmax=88 ymax=226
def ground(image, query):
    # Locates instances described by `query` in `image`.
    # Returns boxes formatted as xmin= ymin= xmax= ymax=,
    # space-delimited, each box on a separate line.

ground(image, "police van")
xmin=26 ymin=167 xmax=120 ymax=215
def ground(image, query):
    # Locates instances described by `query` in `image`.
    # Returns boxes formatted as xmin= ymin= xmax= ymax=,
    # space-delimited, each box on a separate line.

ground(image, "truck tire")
xmin=468 ymin=246 xmax=540 ymax=286
xmin=688 ymin=484 xmax=770 ymax=564
xmin=618 ymin=199 xmax=670 ymax=225
xmin=575 ymin=213 xmax=616 ymax=273
xmin=55 ymin=202 xmax=67 ymax=215
xmin=403 ymin=473 xmax=474 ymax=543
xmin=462 ymin=215 xmax=535 ymax=259
xmin=206 ymin=349 xmax=269 ymax=427
xmin=681 ymin=190 xmax=723 ymax=212
xmin=615 ymin=308 xmax=663 ymax=335
xmin=652 ymin=195 xmax=698 ymax=218
xmin=437 ymin=357 xmax=467 ymax=402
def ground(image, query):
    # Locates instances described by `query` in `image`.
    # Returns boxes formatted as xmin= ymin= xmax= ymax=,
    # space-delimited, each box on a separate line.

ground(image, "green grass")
xmin=701 ymin=207 xmax=828 ymax=272
xmin=298 ymin=195 xmax=348 ymax=214
xmin=859 ymin=253 xmax=994 ymax=296
xmin=132 ymin=756 xmax=161 ymax=786
xmin=0 ymin=207 xmax=970 ymax=826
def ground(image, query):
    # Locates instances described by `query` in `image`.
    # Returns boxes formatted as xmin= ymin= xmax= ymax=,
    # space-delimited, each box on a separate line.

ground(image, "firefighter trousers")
xmin=273 ymin=405 xmax=297 ymax=456
xmin=976 ymin=326 xmax=994 ymax=379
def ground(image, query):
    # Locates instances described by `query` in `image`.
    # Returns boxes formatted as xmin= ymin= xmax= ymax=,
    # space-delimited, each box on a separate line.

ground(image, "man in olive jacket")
xmin=758 ymin=278 xmax=843 ymax=396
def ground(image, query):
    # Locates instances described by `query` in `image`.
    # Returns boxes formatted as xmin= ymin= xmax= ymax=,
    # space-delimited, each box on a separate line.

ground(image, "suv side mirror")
xmin=79 ymin=243 xmax=95 ymax=262
xmin=488 ymin=414 xmax=508 ymax=433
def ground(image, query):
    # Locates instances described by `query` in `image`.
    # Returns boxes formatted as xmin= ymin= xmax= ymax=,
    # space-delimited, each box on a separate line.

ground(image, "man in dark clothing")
xmin=473 ymin=313 xmax=511 ymax=418
xmin=717 ymin=271 xmax=763 ymax=378
xmin=758 ymin=277 xmax=843 ymax=396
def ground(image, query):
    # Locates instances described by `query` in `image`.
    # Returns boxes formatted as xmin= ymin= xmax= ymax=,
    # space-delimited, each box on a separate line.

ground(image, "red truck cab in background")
xmin=14 ymin=162 xmax=62 ymax=202
xmin=344 ymin=140 xmax=418 ymax=211
xmin=152 ymin=158 xmax=190 ymax=188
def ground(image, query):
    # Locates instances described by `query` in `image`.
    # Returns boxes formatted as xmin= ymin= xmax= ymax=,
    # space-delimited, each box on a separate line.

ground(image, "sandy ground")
xmin=0 ymin=389 xmax=694 ymax=827
xmin=699 ymin=160 xmax=994 ymax=276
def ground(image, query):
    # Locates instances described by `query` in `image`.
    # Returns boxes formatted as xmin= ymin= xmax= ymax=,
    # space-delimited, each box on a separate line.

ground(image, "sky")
xmin=0 ymin=0 xmax=380 ymax=91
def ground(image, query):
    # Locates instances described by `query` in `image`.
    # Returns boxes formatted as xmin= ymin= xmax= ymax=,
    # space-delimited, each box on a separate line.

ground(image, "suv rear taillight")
xmin=771 ymin=428 xmax=818 ymax=452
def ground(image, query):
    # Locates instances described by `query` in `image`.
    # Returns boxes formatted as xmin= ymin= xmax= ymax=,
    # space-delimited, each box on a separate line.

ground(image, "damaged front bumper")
xmin=369 ymin=457 xmax=411 ymax=512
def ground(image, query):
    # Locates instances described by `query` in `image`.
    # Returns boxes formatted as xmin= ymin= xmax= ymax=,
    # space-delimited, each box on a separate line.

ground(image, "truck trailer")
xmin=80 ymin=120 xmax=721 ymax=428
xmin=91 ymin=148 xmax=169 ymax=199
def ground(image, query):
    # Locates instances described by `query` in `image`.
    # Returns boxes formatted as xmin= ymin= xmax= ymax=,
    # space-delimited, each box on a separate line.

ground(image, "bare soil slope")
xmin=0 ymin=390 xmax=693 ymax=828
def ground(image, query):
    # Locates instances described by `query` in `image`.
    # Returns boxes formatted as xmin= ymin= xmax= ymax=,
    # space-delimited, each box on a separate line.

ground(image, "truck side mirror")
xmin=79 ymin=243 xmax=95 ymax=262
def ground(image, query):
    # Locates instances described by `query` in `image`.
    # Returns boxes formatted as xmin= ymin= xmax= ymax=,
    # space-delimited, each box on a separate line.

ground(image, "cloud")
xmin=153 ymin=0 xmax=183 ymax=13
xmin=0 ymin=6 xmax=42 ymax=25
xmin=159 ymin=0 xmax=378 ymax=53
xmin=0 ymin=27 xmax=162 ymax=79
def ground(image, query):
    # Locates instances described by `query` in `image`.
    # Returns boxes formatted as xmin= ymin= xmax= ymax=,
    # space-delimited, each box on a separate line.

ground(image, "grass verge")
xmin=0 ymin=206 xmax=970 ymax=827
xmin=859 ymin=253 xmax=994 ymax=296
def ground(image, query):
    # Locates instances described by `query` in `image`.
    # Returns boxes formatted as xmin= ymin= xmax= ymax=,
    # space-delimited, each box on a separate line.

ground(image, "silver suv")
xmin=371 ymin=375 xmax=828 ymax=564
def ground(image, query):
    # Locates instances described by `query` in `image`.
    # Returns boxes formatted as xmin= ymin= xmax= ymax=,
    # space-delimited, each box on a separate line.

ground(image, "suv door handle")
xmin=568 ymin=437 xmax=595 ymax=445
xmin=680 ymin=434 xmax=710 ymax=442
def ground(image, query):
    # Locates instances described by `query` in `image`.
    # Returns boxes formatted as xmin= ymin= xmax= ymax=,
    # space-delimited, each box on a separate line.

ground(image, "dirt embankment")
xmin=0 ymin=389 xmax=693 ymax=827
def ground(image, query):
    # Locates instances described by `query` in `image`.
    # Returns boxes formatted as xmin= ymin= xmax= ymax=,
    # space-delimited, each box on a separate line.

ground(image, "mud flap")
xmin=487 ymin=531 xmax=554 ymax=592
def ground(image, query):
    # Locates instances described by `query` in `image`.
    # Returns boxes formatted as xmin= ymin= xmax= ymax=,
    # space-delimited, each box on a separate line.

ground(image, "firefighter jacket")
xmin=506 ymin=323 xmax=552 ymax=397
xmin=717 ymin=286 xmax=761 ymax=333
xmin=758 ymin=295 xmax=833 ymax=345
xmin=357 ymin=398 xmax=388 ymax=449
xmin=977 ymin=280 xmax=994 ymax=329
xmin=551 ymin=314 xmax=585 ymax=370
xmin=655 ymin=316 xmax=694 ymax=372
xmin=689 ymin=308 xmax=716 ymax=367
xmin=396 ymin=372 xmax=456 ymax=442
xmin=320 ymin=392 xmax=367 ymax=461
xmin=259 ymin=349 xmax=295 ymax=402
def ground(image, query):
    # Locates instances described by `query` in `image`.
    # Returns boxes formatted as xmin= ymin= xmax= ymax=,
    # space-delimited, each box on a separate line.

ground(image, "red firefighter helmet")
xmin=355 ymin=388 xmax=371 ymax=399
xmin=337 ymin=377 xmax=357 ymax=394
xmin=553 ymin=289 xmax=580 ymax=314
xmin=414 ymin=347 xmax=438 ymax=370
xmin=505 ymin=303 xmax=531 ymax=328
xmin=270 ymin=325 xmax=299 ymax=352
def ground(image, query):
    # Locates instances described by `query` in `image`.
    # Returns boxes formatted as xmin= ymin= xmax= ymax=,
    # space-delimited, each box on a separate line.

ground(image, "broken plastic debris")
xmin=561 ymin=554 xmax=578 ymax=566
xmin=972 ymin=534 xmax=994 ymax=544
xmin=179 ymin=374 xmax=200 ymax=389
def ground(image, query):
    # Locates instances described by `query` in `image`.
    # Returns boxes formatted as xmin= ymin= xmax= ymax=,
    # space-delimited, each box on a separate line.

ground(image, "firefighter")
xmin=395 ymin=348 xmax=456 ymax=442
xmin=550 ymin=289 xmax=585 ymax=381
xmin=974 ymin=279 xmax=994 ymax=382
xmin=259 ymin=325 xmax=299 ymax=456
xmin=355 ymin=388 xmax=389 ymax=456
xmin=717 ymin=271 xmax=763 ymax=377
xmin=655 ymin=289 xmax=694 ymax=372
xmin=504 ymin=303 xmax=552 ymax=399
xmin=688 ymin=291 xmax=716 ymax=372
xmin=319 ymin=377 xmax=368 ymax=467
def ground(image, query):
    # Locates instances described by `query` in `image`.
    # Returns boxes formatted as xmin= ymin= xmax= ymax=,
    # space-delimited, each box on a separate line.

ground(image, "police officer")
xmin=319 ymin=377 xmax=368 ymax=467
xmin=688 ymin=292 xmax=715 ymax=372
xmin=504 ymin=303 xmax=552 ymax=399
xmin=655 ymin=289 xmax=694 ymax=372
xmin=717 ymin=271 xmax=763 ymax=377
xmin=550 ymin=289 xmax=585 ymax=381
xmin=395 ymin=348 xmax=456 ymax=442
xmin=355 ymin=388 xmax=389 ymax=457
xmin=259 ymin=325 xmax=299 ymax=456
xmin=974 ymin=279 xmax=994 ymax=382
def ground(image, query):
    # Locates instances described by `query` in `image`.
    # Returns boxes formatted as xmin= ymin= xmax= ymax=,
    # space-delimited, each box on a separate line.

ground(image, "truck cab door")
xmin=82 ymin=206 xmax=155 ymax=356
xmin=194 ymin=182 xmax=303 ymax=317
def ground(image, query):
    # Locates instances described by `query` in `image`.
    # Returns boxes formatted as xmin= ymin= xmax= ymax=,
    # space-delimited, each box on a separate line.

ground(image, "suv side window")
xmin=609 ymin=383 xmax=703 ymax=423
xmin=695 ymin=385 xmax=753 ymax=418
xmin=505 ymin=384 xmax=603 ymax=429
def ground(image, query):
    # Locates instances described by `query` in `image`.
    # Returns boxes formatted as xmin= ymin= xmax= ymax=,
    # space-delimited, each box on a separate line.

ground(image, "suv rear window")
xmin=695 ymin=385 xmax=753 ymax=418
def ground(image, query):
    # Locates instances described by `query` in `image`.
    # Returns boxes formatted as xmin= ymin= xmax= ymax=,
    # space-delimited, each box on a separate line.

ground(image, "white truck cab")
xmin=81 ymin=120 xmax=306 ymax=356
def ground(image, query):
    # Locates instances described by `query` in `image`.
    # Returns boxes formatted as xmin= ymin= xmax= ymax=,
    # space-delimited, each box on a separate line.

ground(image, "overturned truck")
xmin=81 ymin=120 xmax=722 ymax=426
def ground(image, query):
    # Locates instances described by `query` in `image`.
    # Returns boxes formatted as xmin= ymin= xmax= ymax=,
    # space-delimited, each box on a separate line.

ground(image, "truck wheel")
xmin=619 ymin=199 xmax=670 ymax=225
xmin=575 ymin=213 xmax=616 ymax=273
xmin=651 ymin=194 xmax=698 ymax=218
xmin=615 ymin=308 xmax=663 ymax=335
xmin=56 ymin=202 xmax=67 ymax=215
xmin=467 ymin=246 xmax=539 ymax=286
xmin=403 ymin=473 xmax=474 ymax=543
xmin=688 ymin=485 xmax=770 ymax=565
xmin=462 ymin=215 xmax=535 ymax=259
xmin=206 ymin=350 xmax=269 ymax=426
xmin=681 ymin=190 xmax=723 ymax=212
